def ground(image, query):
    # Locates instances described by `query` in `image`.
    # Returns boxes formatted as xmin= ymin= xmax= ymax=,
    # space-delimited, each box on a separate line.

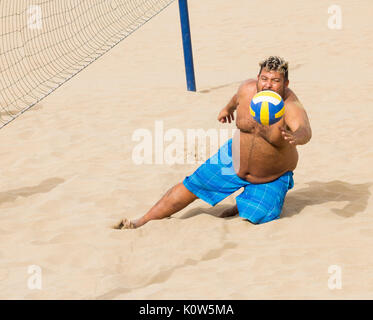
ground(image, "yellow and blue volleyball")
xmin=250 ymin=90 xmax=285 ymax=126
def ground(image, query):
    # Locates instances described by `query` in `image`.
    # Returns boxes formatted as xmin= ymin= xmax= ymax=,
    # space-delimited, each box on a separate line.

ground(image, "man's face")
xmin=257 ymin=68 xmax=289 ymax=97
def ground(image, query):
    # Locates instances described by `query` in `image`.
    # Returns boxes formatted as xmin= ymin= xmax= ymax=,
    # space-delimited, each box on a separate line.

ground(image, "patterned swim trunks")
xmin=183 ymin=138 xmax=294 ymax=224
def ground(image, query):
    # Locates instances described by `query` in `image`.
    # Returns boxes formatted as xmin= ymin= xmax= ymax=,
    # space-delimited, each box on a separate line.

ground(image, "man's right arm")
xmin=217 ymin=80 xmax=253 ymax=123
xmin=225 ymin=93 xmax=239 ymax=112
xmin=233 ymin=80 xmax=257 ymax=130
xmin=217 ymin=93 xmax=238 ymax=123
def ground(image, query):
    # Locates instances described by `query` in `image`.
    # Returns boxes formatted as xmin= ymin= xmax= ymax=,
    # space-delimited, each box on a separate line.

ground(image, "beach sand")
xmin=0 ymin=0 xmax=372 ymax=299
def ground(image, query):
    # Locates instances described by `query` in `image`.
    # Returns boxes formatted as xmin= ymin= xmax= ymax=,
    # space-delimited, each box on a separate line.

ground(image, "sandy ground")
xmin=0 ymin=0 xmax=373 ymax=299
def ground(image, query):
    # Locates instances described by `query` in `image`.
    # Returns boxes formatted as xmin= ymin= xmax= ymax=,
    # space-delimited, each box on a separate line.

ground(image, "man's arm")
xmin=218 ymin=79 xmax=255 ymax=124
xmin=217 ymin=93 xmax=238 ymax=123
xmin=281 ymin=101 xmax=312 ymax=145
xmin=225 ymin=93 xmax=239 ymax=112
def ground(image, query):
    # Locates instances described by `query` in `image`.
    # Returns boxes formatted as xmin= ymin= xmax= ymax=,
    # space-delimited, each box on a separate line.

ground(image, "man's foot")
xmin=113 ymin=218 xmax=137 ymax=230
xmin=219 ymin=205 xmax=239 ymax=218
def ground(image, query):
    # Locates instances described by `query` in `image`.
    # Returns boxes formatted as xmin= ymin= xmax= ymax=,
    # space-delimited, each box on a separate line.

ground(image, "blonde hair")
xmin=259 ymin=56 xmax=289 ymax=80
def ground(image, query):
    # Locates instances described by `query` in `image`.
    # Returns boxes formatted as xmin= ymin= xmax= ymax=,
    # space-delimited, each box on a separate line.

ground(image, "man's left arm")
xmin=280 ymin=101 xmax=312 ymax=146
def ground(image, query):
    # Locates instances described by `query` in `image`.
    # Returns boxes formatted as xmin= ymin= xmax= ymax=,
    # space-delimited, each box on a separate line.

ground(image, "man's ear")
xmin=285 ymin=79 xmax=289 ymax=87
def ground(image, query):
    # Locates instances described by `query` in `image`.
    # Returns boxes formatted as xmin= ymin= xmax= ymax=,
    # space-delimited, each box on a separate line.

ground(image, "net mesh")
xmin=0 ymin=0 xmax=175 ymax=129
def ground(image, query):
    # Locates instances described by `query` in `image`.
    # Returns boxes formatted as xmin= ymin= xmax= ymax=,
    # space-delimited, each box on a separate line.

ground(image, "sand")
xmin=0 ymin=0 xmax=373 ymax=299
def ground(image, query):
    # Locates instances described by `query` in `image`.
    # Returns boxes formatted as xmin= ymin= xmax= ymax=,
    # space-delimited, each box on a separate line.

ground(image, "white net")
xmin=0 ymin=0 xmax=175 ymax=129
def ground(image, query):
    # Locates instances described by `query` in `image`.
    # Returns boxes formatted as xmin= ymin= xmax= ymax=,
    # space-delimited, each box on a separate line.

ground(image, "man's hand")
xmin=280 ymin=125 xmax=311 ymax=146
xmin=217 ymin=108 xmax=235 ymax=123
xmin=279 ymin=126 xmax=298 ymax=145
xmin=282 ymin=100 xmax=312 ymax=146
xmin=218 ymin=92 xmax=239 ymax=123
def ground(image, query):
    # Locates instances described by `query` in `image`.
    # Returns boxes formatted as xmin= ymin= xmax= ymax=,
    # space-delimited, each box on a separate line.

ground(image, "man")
xmin=115 ymin=56 xmax=312 ymax=229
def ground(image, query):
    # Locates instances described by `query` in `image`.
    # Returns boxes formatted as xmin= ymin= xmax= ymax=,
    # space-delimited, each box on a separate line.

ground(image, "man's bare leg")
xmin=114 ymin=183 xmax=198 ymax=229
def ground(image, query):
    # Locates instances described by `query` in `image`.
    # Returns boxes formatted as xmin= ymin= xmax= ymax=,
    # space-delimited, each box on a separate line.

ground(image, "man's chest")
xmin=236 ymin=101 xmax=287 ymax=146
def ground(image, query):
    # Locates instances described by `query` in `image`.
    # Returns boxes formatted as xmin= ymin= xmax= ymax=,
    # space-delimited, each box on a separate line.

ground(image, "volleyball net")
xmin=0 ymin=0 xmax=176 ymax=129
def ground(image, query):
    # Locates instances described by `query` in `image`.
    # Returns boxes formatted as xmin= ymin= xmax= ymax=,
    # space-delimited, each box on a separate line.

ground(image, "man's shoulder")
xmin=284 ymin=88 xmax=300 ymax=104
xmin=284 ymin=89 xmax=309 ymax=123
xmin=284 ymin=88 xmax=305 ymax=109
xmin=237 ymin=79 xmax=257 ymax=95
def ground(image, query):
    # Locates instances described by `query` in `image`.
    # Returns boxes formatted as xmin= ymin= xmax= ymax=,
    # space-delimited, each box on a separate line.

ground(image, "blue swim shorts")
xmin=183 ymin=138 xmax=294 ymax=224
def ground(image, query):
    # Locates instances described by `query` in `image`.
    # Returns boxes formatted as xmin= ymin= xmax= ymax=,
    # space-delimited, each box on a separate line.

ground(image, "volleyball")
xmin=250 ymin=90 xmax=285 ymax=126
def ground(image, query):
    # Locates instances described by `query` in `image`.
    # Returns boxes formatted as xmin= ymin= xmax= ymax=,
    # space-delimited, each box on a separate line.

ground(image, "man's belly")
xmin=232 ymin=131 xmax=298 ymax=184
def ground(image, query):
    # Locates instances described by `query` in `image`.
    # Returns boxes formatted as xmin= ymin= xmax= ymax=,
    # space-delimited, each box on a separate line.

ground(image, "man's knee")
xmin=167 ymin=183 xmax=197 ymax=207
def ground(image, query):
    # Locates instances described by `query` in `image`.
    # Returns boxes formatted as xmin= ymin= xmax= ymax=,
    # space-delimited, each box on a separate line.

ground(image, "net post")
xmin=178 ymin=0 xmax=196 ymax=92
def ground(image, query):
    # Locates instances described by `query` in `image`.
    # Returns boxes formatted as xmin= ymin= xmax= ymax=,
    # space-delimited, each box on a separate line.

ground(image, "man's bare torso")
xmin=232 ymin=80 xmax=299 ymax=184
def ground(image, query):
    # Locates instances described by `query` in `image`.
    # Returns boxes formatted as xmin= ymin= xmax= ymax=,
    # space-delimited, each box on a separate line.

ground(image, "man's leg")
xmin=235 ymin=172 xmax=294 ymax=224
xmin=115 ymin=183 xmax=198 ymax=229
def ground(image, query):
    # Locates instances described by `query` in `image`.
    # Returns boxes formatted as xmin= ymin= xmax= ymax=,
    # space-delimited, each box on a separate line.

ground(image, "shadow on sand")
xmin=0 ymin=177 xmax=65 ymax=205
xmin=281 ymin=180 xmax=371 ymax=219
xmin=177 ymin=180 xmax=372 ymax=221
xmin=198 ymin=80 xmax=243 ymax=94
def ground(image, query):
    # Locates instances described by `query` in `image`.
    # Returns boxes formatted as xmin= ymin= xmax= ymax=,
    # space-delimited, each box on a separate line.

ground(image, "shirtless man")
xmin=115 ymin=56 xmax=312 ymax=229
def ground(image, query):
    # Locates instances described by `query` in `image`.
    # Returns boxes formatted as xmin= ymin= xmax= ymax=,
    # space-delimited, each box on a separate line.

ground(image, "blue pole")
xmin=178 ymin=0 xmax=196 ymax=92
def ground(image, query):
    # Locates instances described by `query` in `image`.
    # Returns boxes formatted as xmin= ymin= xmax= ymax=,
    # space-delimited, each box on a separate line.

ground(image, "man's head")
xmin=257 ymin=56 xmax=289 ymax=97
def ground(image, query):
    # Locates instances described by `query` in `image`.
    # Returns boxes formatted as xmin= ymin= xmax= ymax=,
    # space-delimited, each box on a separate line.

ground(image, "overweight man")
xmin=115 ymin=56 xmax=312 ymax=229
